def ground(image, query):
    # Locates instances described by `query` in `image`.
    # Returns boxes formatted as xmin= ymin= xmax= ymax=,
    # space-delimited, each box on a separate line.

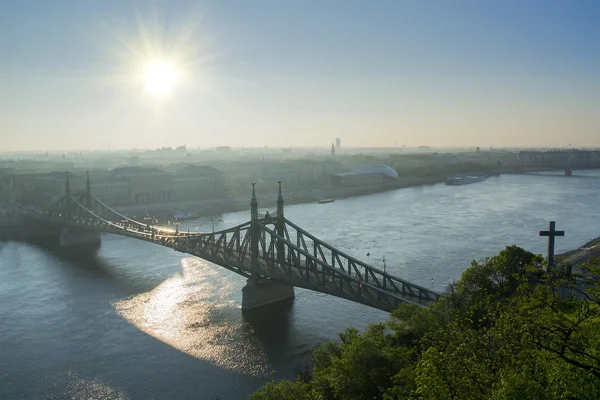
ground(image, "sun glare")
xmin=142 ymin=61 xmax=179 ymax=97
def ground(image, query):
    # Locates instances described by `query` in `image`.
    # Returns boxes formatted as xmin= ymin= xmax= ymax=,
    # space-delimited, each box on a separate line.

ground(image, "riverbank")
xmin=557 ymin=236 xmax=600 ymax=275
xmin=113 ymin=165 xmax=593 ymax=221
xmin=114 ymin=176 xmax=445 ymax=220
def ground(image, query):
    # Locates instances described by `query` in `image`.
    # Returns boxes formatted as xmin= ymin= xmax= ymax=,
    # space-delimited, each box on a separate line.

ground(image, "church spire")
xmin=331 ymin=142 xmax=335 ymax=156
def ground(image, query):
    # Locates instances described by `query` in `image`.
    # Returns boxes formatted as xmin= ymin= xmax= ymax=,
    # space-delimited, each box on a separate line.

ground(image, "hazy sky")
xmin=1 ymin=0 xmax=598 ymax=151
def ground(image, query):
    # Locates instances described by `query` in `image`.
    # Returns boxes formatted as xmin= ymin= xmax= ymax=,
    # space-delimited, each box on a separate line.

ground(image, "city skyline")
xmin=1 ymin=0 xmax=599 ymax=151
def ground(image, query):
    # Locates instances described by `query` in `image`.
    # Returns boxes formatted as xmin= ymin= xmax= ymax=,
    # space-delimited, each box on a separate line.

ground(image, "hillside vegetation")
xmin=252 ymin=246 xmax=600 ymax=400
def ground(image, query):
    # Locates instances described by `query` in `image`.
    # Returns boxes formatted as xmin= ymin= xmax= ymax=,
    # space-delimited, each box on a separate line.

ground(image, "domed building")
xmin=331 ymin=165 xmax=398 ymax=186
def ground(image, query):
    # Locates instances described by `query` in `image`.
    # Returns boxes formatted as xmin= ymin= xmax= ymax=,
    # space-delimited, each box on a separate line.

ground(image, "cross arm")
xmin=539 ymin=230 xmax=565 ymax=237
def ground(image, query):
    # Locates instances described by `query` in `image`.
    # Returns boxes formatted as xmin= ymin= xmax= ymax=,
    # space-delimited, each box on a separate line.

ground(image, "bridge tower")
xmin=276 ymin=181 xmax=285 ymax=265
xmin=250 ymin=182 xmax=259 ymax=269
xmin=60 ymin=170 xmax=101 ymax=247
xmin=85 ymin=170 xmax=92 ymax=209
xmin=64 ymin=171 xmax=71 ymax=217
xmin=65 ymin=171 xmax=70 ymax=196
xmin=566 ymin=152 xmax=574 ymax=176
xmin=242 ymin=182 xmax=294 ymax=310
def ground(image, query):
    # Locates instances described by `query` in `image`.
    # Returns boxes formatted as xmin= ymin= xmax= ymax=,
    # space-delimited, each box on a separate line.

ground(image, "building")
xmin=8 ymin=164 xmax=229 ymax=207
xmin=86 ymin=170 xmax=132 ymax=205
xmin=110 ymin=167 xmax=173 ymax=205
xmin=32 ymin=171 xmax=85 ymax=204
xmin=517 ymin=150 xmax=600 ymax=167
xmin=172 ymin=165 xmax=227 ymax=201
xmin=331 ymin=165 xmax=398 ymax=186
xmin=0 ymin=170 xmax=15 ymax=203
xmin=335 ymin=138 xmax=341 ymax=150
xmin=256 ymin=161 xmax=321 ymax=186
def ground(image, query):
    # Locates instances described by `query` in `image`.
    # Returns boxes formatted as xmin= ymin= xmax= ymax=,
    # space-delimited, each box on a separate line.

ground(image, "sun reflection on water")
xmin=113 ymin=258 xmax=274 ymax=377
xmin=58 ymin=371 xmax=130 ymax=400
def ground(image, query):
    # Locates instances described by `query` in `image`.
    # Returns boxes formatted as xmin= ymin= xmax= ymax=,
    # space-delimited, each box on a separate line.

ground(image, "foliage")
xmin=311 ymin=325 xmax=417 ymax=400
xmin=252 ymin=246 xmax=600 ymax=399
xmin=251 ymin=378 xmax=321 ymax=400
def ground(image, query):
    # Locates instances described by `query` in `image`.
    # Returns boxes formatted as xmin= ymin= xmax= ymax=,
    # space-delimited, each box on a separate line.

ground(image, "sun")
xmin=142 ymin=61 xmax=179 ymax=97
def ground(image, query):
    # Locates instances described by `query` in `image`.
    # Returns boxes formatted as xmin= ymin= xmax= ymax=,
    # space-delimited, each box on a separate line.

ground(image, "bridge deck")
xmin=28 ymin=193 xmax=441 ymax=312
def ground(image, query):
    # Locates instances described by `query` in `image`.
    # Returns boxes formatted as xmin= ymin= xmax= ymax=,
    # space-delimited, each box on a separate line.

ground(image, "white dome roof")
xmin=334 ymin=165 xmax=398 ymax=179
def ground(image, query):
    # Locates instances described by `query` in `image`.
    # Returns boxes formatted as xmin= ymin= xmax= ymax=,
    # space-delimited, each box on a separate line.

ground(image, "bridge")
xmin=26 ymin=172 xmax=441 ymax=312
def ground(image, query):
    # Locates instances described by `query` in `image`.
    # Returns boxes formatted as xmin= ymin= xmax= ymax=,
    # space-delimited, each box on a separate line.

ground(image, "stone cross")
xmin=539 ymin=221 xmax=565 ymax=269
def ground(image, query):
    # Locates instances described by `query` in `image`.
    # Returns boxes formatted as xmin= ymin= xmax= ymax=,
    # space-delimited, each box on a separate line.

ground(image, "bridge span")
xmin=26 ymin=172 xmax=441 ymax=312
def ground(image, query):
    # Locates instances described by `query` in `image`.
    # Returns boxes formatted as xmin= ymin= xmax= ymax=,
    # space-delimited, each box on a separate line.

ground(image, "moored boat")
xmin=445 ymin=176 xmax=488 ymax=185
xmin=318 ymin=199 xmax=335 ymax=204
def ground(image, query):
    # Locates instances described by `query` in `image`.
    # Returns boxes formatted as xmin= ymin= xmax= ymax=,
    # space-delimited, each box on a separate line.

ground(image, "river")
xmin=1 ymin=170 xmax=599 ymax=399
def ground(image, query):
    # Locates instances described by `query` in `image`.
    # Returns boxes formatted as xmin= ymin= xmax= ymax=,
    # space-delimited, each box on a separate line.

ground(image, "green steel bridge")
xmin=29 ymin=172 xmax=441 ymax=312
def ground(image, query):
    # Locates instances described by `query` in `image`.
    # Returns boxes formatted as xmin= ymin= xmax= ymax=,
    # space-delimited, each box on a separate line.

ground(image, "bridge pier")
xmin=60 ymin=228 xmax=101 ymax=247
xmin=242 ymin=278 xmax=295 ymax=310
xmin=565 ymin=166 xmax=573 ymax=176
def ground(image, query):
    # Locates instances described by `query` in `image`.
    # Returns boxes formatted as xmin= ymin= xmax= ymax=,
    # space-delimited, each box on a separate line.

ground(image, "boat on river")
xmin=445 ymin=176 xmax=488 ymax=185
xmin=318 ymin=199 xmax=335 ymax=204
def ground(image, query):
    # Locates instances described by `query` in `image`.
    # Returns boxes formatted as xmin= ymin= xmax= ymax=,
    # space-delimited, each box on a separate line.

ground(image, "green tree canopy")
xmin=251 ymin=247 xmax=600 ymax=400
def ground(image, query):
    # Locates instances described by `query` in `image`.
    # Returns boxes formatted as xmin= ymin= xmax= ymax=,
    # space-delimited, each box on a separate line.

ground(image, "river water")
xmin=2 ymin=170 xmax=599 ymax=399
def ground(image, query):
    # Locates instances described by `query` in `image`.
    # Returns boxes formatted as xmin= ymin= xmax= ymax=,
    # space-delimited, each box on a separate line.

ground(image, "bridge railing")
xmin=281 ymin=218 xmax=441 ymax=302
xmin=46 ymin=195 xmax=253 ymax=242
xmin=258 ymin=222 xmax=427 ymax=307
xmin=114 ymin=217 xmax=416 ymax=310
xmin=197 ymin=229 xmax=418 ymax=310
xmin=88 ymin=196 xmax=185 ymax=235
xmin=37 ymin=192 xmax=439 ymax=310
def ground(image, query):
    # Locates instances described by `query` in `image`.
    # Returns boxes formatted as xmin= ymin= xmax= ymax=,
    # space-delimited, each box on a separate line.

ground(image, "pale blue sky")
xmin=1 ymin=0 xmax=598 ymax=151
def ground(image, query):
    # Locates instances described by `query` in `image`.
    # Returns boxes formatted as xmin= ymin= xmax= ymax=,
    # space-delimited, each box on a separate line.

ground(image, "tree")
xmin=516 ymin=267 xmax=600 ymax=381
xmin=252 ymin=247 xmax=600 ymax=400
xmin=311 ymin=325 xmax=416 ymax=400
xmin=414 ymin=258 xmax=600 ymax=399
xmin=251 ymin=378 xmax=320 ymax=400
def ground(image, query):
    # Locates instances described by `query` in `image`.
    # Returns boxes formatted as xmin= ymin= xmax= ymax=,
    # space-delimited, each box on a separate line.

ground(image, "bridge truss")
xmin=32 ymin=174 xmax=441 ymax=312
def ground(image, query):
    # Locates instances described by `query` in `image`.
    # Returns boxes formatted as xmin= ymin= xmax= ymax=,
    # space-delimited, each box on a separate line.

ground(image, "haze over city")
xmin=1 ymin=0 xmax=598 ymax=152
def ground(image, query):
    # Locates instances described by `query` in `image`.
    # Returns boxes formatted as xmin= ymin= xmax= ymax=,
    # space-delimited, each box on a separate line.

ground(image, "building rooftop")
xmin=111 ymin=166 xmax=166 ymax=177
xmin=334 ymin=165 xmax=398 ymax=179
